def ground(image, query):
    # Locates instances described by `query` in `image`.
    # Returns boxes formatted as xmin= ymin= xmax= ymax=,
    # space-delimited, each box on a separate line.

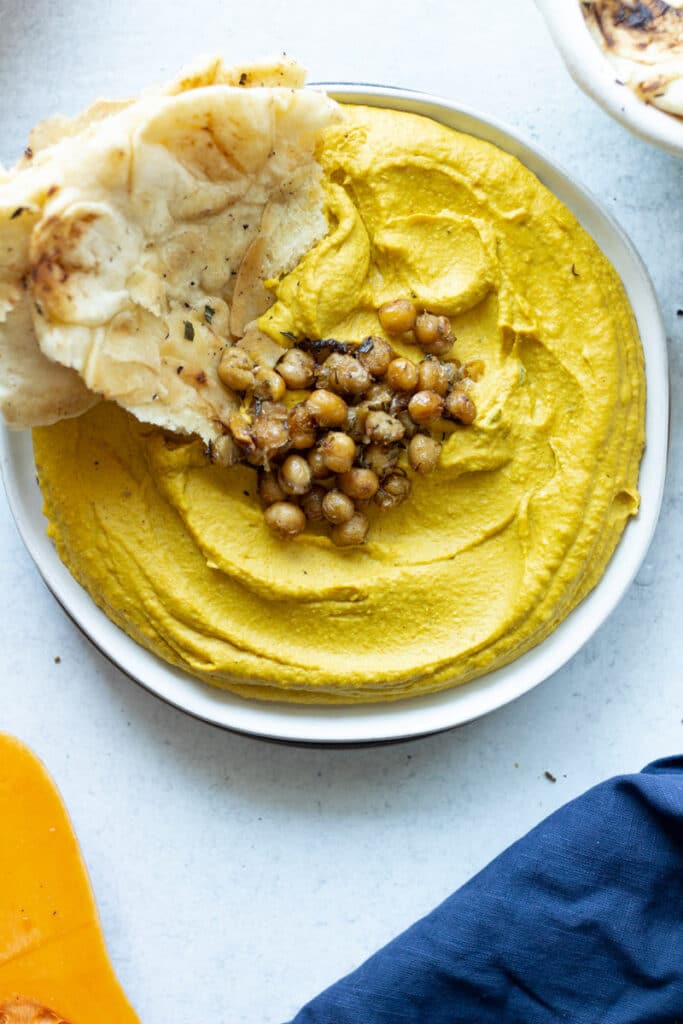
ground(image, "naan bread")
xmin=0 ymin=200 xmax=98 ymax=427
xmin=0 ymin=57 xmax=339 ymax=439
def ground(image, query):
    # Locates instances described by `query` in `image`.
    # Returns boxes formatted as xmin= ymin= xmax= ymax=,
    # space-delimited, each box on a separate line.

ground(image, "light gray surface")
xmin=0 ymin=2 xmax=681 ymax=1021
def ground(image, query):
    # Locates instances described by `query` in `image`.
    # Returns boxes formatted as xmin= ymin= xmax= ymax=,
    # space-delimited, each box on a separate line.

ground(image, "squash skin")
xmin=0 ymin=735 xmax=140 ymax=1023
xmin=0 ymin=996 xmax=69 ymax=1022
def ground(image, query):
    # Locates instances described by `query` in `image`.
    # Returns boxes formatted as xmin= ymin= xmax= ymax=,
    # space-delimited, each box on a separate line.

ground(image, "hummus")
xmin=32 ymin=104 xmax=645 ymax=703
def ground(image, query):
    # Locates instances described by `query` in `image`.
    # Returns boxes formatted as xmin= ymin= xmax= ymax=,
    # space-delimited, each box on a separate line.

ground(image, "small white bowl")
xmin=0 ymin=85 xmax=669 ymax=745
xmin=536 ymin=0 xmax=683 ymax=157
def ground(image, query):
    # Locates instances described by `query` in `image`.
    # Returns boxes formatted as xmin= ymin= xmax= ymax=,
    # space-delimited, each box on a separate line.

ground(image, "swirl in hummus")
xmin=32 ymin=104 xmax=645 ymax=703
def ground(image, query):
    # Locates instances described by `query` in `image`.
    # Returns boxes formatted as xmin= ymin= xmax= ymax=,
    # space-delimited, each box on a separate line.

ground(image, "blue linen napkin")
xmin=288 ymin=756 xmax=683 ymax=1023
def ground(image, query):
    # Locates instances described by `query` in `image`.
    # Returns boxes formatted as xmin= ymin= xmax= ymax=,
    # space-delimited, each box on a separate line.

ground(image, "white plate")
xmin=536 ymin=0 xmax=683 ymax=158
xmin=0 ymin=85 xmax=669 ymax=745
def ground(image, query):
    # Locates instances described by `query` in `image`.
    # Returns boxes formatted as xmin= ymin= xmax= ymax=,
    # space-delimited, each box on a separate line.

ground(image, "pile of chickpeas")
xmin=214 ymin=299 xmax=480 ymax=546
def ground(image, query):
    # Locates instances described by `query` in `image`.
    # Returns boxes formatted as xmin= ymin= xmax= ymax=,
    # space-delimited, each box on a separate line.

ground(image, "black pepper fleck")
xmin=184 ymin=320 xmax=195 ymax=341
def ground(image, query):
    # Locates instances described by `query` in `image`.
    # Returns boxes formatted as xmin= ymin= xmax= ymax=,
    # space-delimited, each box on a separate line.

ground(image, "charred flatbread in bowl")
xmin=536 ymin=0 xmax=683 ymax=156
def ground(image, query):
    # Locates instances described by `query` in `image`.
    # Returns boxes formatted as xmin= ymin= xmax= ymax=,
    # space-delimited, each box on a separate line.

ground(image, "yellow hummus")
xmin=32 ymin=105 xmax=645 ymax=703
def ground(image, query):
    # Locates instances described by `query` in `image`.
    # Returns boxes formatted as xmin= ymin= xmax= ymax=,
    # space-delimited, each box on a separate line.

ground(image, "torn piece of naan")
xmin=0 ymin=200 xmax=98 ymax=427
xmin=0 ymin=57 xmax=340 ymax=439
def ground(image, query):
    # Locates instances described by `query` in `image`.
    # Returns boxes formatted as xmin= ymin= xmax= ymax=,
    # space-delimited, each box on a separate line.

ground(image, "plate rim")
xmin=0 ymin=83 xmax=670 ymax=745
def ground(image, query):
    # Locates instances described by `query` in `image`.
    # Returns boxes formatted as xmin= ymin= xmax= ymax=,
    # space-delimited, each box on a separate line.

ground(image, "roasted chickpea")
xmin=228 ymin=410 xmax=255 ymax=451
xmin=259 ymin=471 xmax=287 ymax=506
xmin=276 ymin=348 xmax=316 ymax=390
xmin=414 ymin=313 xmax=454 ymax=355
xmin=442 ymin=360 xmax=463 ymax=388
xmin=301 ymin=485 xmax=327 ymax=522
xmin=253 ymin=366 xmax=286 ymax=402
xmin=305 ymin=389 xmax=348 ymax=428
xmin=308 ymin=447 xmax=333 ymax=480
xmin=414 ymin=312 xmax=446 ymax=346
xmin=288 ymin=404 xmax=317 ymax=449
xmin=357 ymin=336 xmax=395 ymax=377
xmin=386 ymin=357 xmax=419 ymax=393
xmin=408 ymin=434 xmax=442 ymax=474
xmin=407 ymin=390 xmax=444 ymax=426
xmin=252 ymin=411 xmax=289 ymax=454
xmin=338 ymin=468 xmax=380 ymax=501
xmin=418 ymin=356 xmax=449 ymax=396
xmin=320 ymin=431 xmax=356 ymax=474
xmin=396 ymin=409 xmax=419 ymax=439
xmin=365 ymin=410 xmax=405 ymax=444
xmin=278 ymin=454 xmax=312 ymax=496
xmin=364 ymin=382 xmax=394 ymax=410
xmin=264 ymin=501 xmax=306 ymax=538
xmin=425 ymin=335 xmax=454 ymax=357
xmin=343 ymin=405 xmax=370 ymax=442
xmin=378 ymin=298 xmax=417 ymax=334
xmin=342 ymin=357 xmax=372 ymax=395
xmin=322 ymin=488 xmax=355 ymax=525
xmin=259 ymin=400 xmax=289 ymax=420
xmin=362 ymin=444 xmax=400 ymax=478
xmin=389 ymin=390 xmax=410 ymax=415
xmin=375 ymin=471 xmax=411 ymax=510
xmin=445 ymin=389 xmax=477 ymax=425
xmin=318 ymin=353 xmax=371 ymax=396
xmin=331 ymin=512 xmax=370 ymax=547
xmin=218 ymin=347 xmax=255 ymax=392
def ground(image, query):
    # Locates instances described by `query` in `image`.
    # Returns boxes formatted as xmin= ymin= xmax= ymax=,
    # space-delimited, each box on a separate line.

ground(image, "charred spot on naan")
xmin=30 ymin=212 xmax=98 ymax=301
xmin=29 ymin=202 xmax=139 ymax=325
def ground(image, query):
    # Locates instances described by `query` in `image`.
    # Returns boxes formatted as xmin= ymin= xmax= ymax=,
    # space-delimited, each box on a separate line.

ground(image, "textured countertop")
xmin=0 ymin=1 xmax=681 ymax=1020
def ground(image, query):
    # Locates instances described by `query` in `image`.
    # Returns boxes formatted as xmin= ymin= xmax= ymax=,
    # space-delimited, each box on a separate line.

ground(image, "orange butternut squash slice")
xmin=0 ymin=735 xmax=140 ymax=1024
